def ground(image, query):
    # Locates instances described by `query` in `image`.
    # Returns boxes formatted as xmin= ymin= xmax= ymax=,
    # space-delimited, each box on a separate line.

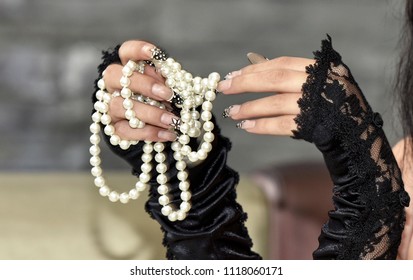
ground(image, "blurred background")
xmin=0 ymin=0 xmax=406 ymax=259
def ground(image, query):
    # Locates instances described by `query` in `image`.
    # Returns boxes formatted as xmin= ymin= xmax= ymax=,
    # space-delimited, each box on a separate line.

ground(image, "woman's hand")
xmin=218 ymin=56 xmax=314 ymax=136
xmin=102 ymin=40 xmax=178 ymax=142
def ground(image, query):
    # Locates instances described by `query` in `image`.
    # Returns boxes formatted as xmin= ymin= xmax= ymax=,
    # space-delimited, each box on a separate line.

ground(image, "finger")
xmin=224 ymin=93 xmax=301 ymax=120
xmin=236 ymin=115 xmax=297 ymax=136
xmin=103 ymin=64 xmax=173 ymax=101
xmin=109 ymin=96 xmax=178 ymax=129
xmin=118 ymin=40 xmax=156 ymax=65
xmin=114 ymin=120 xmax=177 ymax=142
xmin=218 ymin=69 xmax=308 ymax=94
xmin=241 ymin=56 xmax=315 ymax=75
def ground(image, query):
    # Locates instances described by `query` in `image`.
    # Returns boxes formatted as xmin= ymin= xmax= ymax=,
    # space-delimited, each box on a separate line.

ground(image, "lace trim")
xmin=293 ymin=36 xmax=408 ymax=259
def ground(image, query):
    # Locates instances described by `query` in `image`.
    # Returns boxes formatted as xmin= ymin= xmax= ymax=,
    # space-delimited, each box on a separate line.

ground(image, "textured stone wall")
xmin=0 ymin=0 xmax=404 ymax=171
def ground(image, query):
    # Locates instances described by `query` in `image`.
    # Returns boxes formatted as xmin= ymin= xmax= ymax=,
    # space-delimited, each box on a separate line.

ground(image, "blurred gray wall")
xmin=0 ymin=0 xmax=405 ymax=172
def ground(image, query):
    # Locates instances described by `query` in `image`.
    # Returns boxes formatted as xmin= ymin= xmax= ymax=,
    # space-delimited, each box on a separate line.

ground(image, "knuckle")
xmin=104 ymin=64 xmax=119 ymax=78
xmin=273 ymin=56 xmax=291 ymax=66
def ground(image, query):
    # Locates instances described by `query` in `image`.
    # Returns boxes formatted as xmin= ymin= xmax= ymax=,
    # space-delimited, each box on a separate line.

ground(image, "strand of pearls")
xmin=90 ymin=48 xmax=219 ymax=221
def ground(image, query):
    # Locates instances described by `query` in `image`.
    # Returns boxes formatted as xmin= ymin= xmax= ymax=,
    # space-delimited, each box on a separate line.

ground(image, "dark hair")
xmin=396 ymin=0 xmax=413 ymax=156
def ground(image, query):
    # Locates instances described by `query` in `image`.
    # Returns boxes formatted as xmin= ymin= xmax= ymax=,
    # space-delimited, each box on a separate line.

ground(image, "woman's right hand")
xmin=102 ymin=40 xmax=179 ymax=143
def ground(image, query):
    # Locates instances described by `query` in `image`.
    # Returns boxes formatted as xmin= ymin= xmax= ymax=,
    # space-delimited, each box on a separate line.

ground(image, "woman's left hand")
xmin=218 ymin=56 xmax=314 ymax=136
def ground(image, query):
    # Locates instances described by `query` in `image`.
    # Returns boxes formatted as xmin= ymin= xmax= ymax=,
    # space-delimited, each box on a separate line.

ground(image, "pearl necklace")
xmin=90 ymin=48 xmax=220 ymax=222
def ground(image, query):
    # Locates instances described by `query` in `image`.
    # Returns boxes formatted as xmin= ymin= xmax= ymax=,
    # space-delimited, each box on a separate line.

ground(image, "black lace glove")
xmin=293 ymin=36 xmax=411 ymax=259
xmin=92 ymin=46 xmax=261 ymax=260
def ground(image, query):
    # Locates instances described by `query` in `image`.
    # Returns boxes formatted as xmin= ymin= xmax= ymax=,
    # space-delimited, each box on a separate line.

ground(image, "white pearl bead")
xmin=202 ymin=101 xmax=213 ymax=111
xmin=92 ymin=112 xmax=102 ymax=123
xmin=178 ymin=135 xmax=190 ymax=145
xmin=180 ymin=201 xmax=191 ymax=212
xmin=89 ymin=123 xmax=100 ymax=134
xmin=180 ymin=145 xmax=191 ymax=156
xmin=179 ymin=181 xmax=190 ymax=191
xmin=95 ymin=90 xmax=104 ymax=101
xmin=201 ymin=111 xmax=212 ymax=121
xmin=119 ymin=192 xmax=130 ymax=204
xmin=129 ymin=117 xmax=140 ymax=128
xmin=125 ymin=109 xmax=136 ymax=119
xmin=139 ymin=173 xmax=151 ymax=183
xmin=126 ymin=60 xmax=137 ymax=69
xmin=180 ymin=123 xmax=189 ymax=134
xmin=119 ymin=140 xmax=130 ymax=150
xmin=203 ymin=132 xmax=215 ymax=143
xmin=161 ymin=66 xmax=171 ymax=77
xmin=154 ymin=143 xmax=164 ymax=152
xmin=120 ymin=76 xmax=130 ymax=87
xmin=203 ymin=121 xmax=214 ymax=132
xmin=193 ymin=76 xmax=202 ymax=84
xmin=157 ymin=174 xmax=168 ymax=185
xmin=121 ymin=87 xmax=132 ymax=98
xmin=201 ymin=142 xmax=212 ymax=152
xmin=91 ymin=166 xmax=102 ymax=177
xmin=177 ymin=211 xmax=187 ymax=221
xmin=205 ymin=90 xmax=216 ymax=101
xmin=136 ymin=181 xmax=147 ymax=192
xmin=184 ymin=73 xmax=193 ymax=82
xmin=143 ymin=144 xmax=153 ymax=154
xmin=158 ymin=195 xmax=170 ymax=206
xmin=155 ymin=153 xmax=166 ymax=163
xmin=194 ymin=96 xmax=203 ymax=106
xmin=197 ymin=149 xmax=208 ymax=160
xmin=141 ymin=153 xmax=153 ymax=163
xmin=208 ymin=72 xmax=220 ymax=82
xmin=156 ymin=163 xmax=167 ymax=174
xmin=173 ymin=151 xmax=184 ymax=161
xmin=104 ymin=125 xmax=115 ymax=136
xmin=140 ymin=163 xmax=152 ymax=174
xmin=161 ymin=205 xmax=173 ymax=216
xmin=191 ymin=110 xmax=200 ymax=120
xmin=109 ymin=191 xmax=120 ymax=202
xmin=172 ymin=62 xmax=181 ymax=71
xmin=168 ymin=212 xmax=178 ymax=222
xmin=165 ymin=78 xmax=175 ymax=88
xmin=193 ymin=83 xmax=201 ymax=94
xmin=176 ymin=161 xmax=186 ymax=171
xmin=110 ymin=135 xmax=120 ymax=146
xmin=171 ymin=142 xmax=181 ymax=152
xmin=129 ymin=189 xmax=139 ymax=200
xmin=100 ymin=114 xmax=111 ymax=125
xmin=89 ymin=145 xmax=100 ymax=156
xmin=123 ymin=98 xmax=134 ymax=110
xmin=97 ymin=79 xmax=105 ymax=90
xmin=157 ymin=184 xmax=169 ymax=195
xmin=99 ymin=186 xmax=110 ymax=197
xmin=188 ymin=127 xmax=200 ymax=138
xmin=166 ymin=57 xmax=175 ymax=66
xmin=188 ymin=151 xmax=199 ymax=162
xmin=138 ymin=121 xmax=145 ymax=129
xmin=201 ymin=78 xmax=209 ymax=88
xmin=90 ymin=156 xmax=101 ymax=166
xmin=207 ymin=80 xmax=218 ymax=90
xmin=89 ymin=134 xmax=100 ymax=145
xmin=180 ymin=191 xmax=192 ymax=202
xmin=181 ymin=112 xmax=191 ymax=123
xmin=103 ymin=92 xmax=112 ymax=103
xmin=94 ymin=176 xmax=105 ymax=187
xmin=122 ymin=66 xmax=133 ymax=77
xmin=177 ymin=171 xmax=188 ymax=181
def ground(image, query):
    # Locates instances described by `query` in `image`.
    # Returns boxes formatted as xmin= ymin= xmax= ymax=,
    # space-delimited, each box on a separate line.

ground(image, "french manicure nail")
xmin=158 ymin=130 xmax=177 ymax=141
xmin=224 ymin=70 xmax=241 ymax=80
xmin=161 ymin=113 xmax=178 ymax=126
xmin=143 ymin=44 xmax=156 ymax=57
xmin=152 ymin=84 xmax=173 ymax=100
xmin=236 ymin=120 xmax=255 ymax=129
xmin=217 ymin=79 xmax=232 ymax=92
xmin=247 ymin=52 xmax=269 ymax=64
xmin=222 ymin=105 xmax=240 ymax=118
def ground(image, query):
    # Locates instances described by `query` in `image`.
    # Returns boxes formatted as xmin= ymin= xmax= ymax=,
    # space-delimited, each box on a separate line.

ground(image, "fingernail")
xmin=224 ymin=70 xmax=241 ymax=80
xmin=152 ymin=84 xmax=173 ymax=100
xmin=217 ymin=79 xmax=232 ymax=92
xmin=142 ymin=44 xmax=156 ymax=58
xmin=247 ymin=52 xmax=269 ymax=64
xmin=222 ymin=105 xmax=240 ymax=118
xmin=161 ymin=113 xmax=178 ymax=126
xmin=158 ymin=130 xmax=177 ymax=141
xmin=236 ymin=120 xmax=255 ymax=129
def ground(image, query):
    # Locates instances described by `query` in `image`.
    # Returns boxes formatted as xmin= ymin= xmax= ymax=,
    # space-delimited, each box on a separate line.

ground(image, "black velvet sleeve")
xmin=293 ymin=36 xmax=410 ymax=259
xmin=92 ymin=46 xmax=261 ymax=260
